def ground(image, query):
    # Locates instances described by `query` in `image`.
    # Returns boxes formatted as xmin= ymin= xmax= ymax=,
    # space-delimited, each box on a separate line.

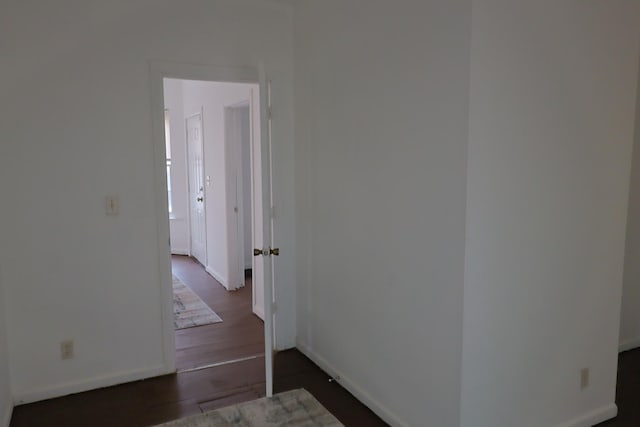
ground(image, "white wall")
xmin=181 ymin=80 xmax=256 ymax=288
xmin=0 ymin=273 xmax=12 ymax=427
xmin=620 ymin=65 xmax=640 ymax=352
xmin=461 ymin=3 xmax=640 ymax=427
xmin=0 ymin=0 xmax=295 ymax=403
xmin=294 ymin=1 xmax=471 ymax=426
xmin=164 ymin=79 xmax=189 ymax=255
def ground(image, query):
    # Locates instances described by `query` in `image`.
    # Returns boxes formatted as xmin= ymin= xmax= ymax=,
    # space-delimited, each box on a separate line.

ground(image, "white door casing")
xmin=250 ymin=89 xmax=265 ymax=321
xmin=149 ymin=62 xmax=276 ymax=396
xmin=187 ymin=112 xmax=207 ymax=265
xmin=224 ymin=102 xmax=251 ymax=292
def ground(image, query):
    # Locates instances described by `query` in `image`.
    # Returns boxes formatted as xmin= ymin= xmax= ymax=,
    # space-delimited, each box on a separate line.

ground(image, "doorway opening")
xmin=162 ymin=78 xmax=265 ymax=373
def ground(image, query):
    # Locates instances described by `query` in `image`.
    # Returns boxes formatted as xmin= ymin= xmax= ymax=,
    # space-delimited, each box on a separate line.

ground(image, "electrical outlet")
xmin=61 ymin=340 xmax=74 ymax=360
xmin=580 ymin=368 xmax=589 ymax=390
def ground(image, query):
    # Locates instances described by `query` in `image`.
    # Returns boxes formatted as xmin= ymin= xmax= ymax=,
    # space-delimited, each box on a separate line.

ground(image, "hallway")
xmin=172 ymin=255 xmax=264 ymax=371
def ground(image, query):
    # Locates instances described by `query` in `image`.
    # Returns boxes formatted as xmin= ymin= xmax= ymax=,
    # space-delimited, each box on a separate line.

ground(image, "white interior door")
xmin=187 ymin=112 xmax=207 ymax=265
xmin=251 ymin=96 xmax=265 ymax=320
xmin=256 ymin=66 xmax=275 ymax=397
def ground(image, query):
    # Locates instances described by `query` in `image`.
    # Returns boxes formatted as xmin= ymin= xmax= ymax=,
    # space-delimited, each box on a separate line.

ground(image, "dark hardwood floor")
xmin=596 ymin=348 xmax=640 ymax=427
xmin=9 ymin=255 xmax=386 ymax=426
xmin=172 ymin=255 xmax=264 ymax=371
xmin=10 ymin=256 xmax=640 ymax=426
xmin=12 ymin=347 xmax=640 ymax=427
xmin=10 ymin=350 xmax=386 ymax=426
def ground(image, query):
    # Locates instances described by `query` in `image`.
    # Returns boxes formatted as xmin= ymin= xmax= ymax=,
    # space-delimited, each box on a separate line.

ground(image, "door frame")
xmin=224 ymin=100 xmax=251 ymax=292
xmin=149 ymin=61 xmax=273 ymax=385
xmin=185 ymin=110 xmax=208 ymax=266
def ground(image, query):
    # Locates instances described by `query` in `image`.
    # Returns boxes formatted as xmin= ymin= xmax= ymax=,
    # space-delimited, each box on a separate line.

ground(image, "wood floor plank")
xmin=171 ymin=255 xmax=265 ymax=371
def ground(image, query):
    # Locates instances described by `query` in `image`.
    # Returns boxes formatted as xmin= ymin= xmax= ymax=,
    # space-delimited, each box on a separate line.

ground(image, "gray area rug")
xmin=155 ymin=389 xmax=343 ymax=427
xmin=173 ymin=275 xmax=222 ymax=330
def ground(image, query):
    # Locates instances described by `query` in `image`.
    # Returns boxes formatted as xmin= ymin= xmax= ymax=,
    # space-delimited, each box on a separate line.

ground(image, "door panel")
xmin=257 ymin=66 xmax=274 ymax=397
xmin=187 ymin=113 xmax=207 ymax=265
xmin=251 ymin=96 xmax=265 ymax=320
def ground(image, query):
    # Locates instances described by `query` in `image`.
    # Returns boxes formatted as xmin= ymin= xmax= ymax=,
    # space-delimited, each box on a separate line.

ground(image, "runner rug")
xmin=155 ymin=389 xmax=343 ymax=426
xmin=173 ymin=275 xmax=222 ymax=330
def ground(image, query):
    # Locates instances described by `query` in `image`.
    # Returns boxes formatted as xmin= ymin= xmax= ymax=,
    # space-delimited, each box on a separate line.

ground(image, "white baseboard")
xmin=555 ymin=403 xmax=617 ymax=427
xmin=619 ymin=337 xmax=640 ymax=353
xmin=205 ymin=266 xmax=228 ymax=289
xmin=2 ymin=401 xmax=12 ymax=427
xmin=293 ymin=345 xmax=618 ymax=427
xmin=170 ymin=249 xmax=189 ymax=256
xmin=13 ymin=364 xmax=171 ymax=405
xmin=296 ymin=342 xmax=407 ymax=427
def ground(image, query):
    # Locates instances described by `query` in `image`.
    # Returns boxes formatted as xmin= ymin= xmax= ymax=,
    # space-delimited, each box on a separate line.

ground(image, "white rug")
xmin=155 ymin=389 xmax=344 ymax=427
xmin=173 ymin=275 xmax=222 ymax=330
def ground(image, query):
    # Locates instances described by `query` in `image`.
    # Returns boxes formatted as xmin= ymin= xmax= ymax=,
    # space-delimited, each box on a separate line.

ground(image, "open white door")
xmin=186 ymin=112 xmax=207 ymax=265
xmin=255 ymin=65 xmax=275 ymax=397
xmin=251 ymin=96 xmax=265 ymax=320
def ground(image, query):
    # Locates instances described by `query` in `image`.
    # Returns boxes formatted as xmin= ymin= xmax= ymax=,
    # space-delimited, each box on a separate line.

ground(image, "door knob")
xmin=254 ymin=248 xmax=280 ymax=256
xmin=197 ymin=197 xmax=203 ymax=202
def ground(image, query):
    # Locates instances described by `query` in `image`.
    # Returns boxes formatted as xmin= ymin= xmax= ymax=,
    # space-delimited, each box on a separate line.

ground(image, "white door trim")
xmin=149 ymin=61 xmax=273 ymax=386
xmin=224 ymin=101 xmax=251 ymax=291
xmin=247 ymin=89 xmax=266 ymax=321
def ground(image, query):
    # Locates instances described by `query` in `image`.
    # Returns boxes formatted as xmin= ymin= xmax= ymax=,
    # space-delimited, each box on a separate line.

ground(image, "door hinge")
xmin=267 ymin=106 xmax=273 ymax=120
